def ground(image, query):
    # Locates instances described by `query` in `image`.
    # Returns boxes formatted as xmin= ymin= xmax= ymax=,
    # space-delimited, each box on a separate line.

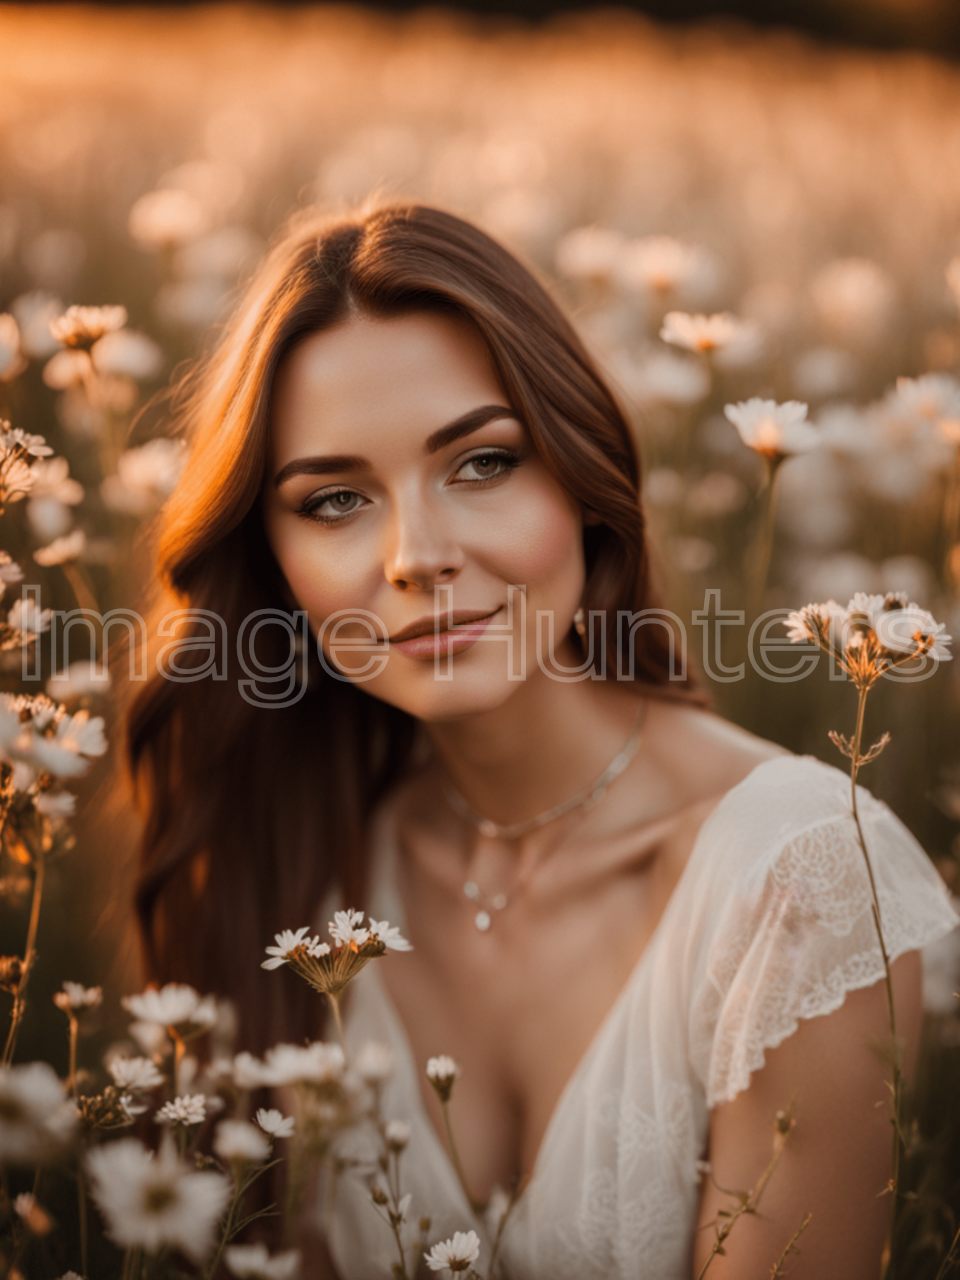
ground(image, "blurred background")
xmin=2 ymin=3 xmax=960 ymax=1259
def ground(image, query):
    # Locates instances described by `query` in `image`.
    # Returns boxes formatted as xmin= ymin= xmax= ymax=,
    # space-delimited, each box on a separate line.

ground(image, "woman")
xmin=126 ymin=202 xmax=957 ymax=1279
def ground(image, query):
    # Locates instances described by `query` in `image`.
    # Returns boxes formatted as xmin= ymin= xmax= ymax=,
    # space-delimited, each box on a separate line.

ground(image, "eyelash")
xmin=295 ymin=447 xmax=523 ymax=526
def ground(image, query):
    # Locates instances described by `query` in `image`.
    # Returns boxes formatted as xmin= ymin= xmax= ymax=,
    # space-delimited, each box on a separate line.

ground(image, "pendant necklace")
xmin=442 ymin=699 xmax=647 ymax=931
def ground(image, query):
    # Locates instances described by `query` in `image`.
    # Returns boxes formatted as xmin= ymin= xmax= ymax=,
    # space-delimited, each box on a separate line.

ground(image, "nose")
xmin=383 ymin=497 xmax=465 ymax=591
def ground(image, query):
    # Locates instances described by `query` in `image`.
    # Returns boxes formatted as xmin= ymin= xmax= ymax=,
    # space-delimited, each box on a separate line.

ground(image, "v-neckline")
xmin=358 ymin=753 xmax=795 ymax=1224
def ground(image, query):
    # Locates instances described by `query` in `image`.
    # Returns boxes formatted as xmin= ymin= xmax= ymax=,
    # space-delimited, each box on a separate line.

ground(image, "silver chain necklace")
xmin=443 ymin=700 xmax=647 ymax=931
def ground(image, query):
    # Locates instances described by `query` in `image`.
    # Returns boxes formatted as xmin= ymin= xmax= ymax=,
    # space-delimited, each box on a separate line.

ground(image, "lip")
xmin=389 ymin=607 xmax=503 ymax=660
xmin=388 ymin=609 xmax=501 ymax=644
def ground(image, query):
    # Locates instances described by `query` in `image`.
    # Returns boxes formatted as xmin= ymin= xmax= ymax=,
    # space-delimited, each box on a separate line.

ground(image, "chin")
xmin=359 ymin=668 xmax=519 ymax=724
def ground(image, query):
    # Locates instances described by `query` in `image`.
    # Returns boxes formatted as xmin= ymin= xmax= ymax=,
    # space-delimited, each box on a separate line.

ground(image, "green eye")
xmin=298 ymin=489 xmax=368 ymax=524
xmin=454 ymin=450 xmax=521 ymax=483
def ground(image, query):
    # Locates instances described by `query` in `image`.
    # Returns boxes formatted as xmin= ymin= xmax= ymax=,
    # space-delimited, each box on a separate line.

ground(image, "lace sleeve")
xmin=688 ymin=787 xmax=959 ymax=1109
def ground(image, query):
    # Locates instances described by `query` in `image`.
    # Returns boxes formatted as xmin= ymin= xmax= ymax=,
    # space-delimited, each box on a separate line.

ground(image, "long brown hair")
xmin=125 ymin=201 xmax=703 ymax=1054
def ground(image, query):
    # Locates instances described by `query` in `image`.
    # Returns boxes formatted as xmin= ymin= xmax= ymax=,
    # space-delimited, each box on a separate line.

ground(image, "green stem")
xmin=696 ymin=1104 xmax=796 ymax=1279
xmin=67 ymin=1014 xmax=79 ymax=1096
xmin=8 ymin=1168 xmax=41 ymax=1274
xmin=441 ymin=1098 xmax=480 ymax=1216
xmin=327 ymin=993 xmax=348 ymax=1064
xmin=488 ymin=1189 xmax=518 ymax=1280
xmin=60 ymin=562 xmax=100 ymax=624
xmin=3 ymin=850 xmax=45 ymax=1067
xmin=387 ymin=1213 xmax=411 ymax=1280
xmin=120 ymin=1247 xmax=142 ymax=1280
xmin=203 ymin=1172 xmax=243 ymax=1280
xmin=770 ymin=1212 xmax=813 ymax=1278
xmin=935 ymin=1221 xmax=960 ymax=1280
xmin=848 ymin=686 xmax=901 ymax=1280
xmin=169 ymin=1029 xmax=185 ymax=1096
xmin=78 ymin=1166 xmax=88 ymax=1279
xmin=748 ymin=458 xmax=782 ymax=624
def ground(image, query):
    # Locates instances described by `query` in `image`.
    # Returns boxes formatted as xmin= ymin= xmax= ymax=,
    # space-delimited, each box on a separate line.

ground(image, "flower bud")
xmin=425 ymin=1055 xmax=460 ymax=1104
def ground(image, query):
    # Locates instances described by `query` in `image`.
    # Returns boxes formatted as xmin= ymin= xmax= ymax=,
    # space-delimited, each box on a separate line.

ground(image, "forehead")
xmin=269 ymin=310 xmax=506 ymax=456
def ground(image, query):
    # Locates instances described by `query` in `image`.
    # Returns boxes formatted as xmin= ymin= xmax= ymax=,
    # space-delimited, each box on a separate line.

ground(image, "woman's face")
xmin=261 ymin=309 xmax=587 ymax=721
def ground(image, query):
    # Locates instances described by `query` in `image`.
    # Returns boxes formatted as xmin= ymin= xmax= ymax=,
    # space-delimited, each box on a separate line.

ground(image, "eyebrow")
xmin=273 ymin=404 xmax=518 ymax=488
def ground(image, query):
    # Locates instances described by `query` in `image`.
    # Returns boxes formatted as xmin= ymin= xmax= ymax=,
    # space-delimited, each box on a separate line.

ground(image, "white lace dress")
xmin=318 ymin=754 xmax=959 ymax=1280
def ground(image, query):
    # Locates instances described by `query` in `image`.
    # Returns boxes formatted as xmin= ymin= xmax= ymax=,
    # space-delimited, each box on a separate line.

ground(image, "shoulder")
xmin=637 ymin=698 xmax=912 ymax=872
xmin=630 ymin=700 xmax=796 ymax=888
xmin=639 ymin=699 xmax=790 ymax=809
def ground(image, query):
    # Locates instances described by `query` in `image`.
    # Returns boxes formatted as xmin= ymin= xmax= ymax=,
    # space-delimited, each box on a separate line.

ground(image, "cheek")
xmin=266 ymin=516 xmax=381 ymax=623
xmin=481 ymin=481 xmax=584 ymax=589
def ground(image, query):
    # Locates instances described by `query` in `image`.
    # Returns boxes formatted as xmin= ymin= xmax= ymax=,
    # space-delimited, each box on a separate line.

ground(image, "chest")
xmin=374 ymin=842 xmax=683 ymax=1201
xmin=333 ymin=943 xmax=707 ymax=1280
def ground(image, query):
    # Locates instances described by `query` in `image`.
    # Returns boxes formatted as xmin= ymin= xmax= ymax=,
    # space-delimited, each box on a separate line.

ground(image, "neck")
xmin=421 ymin=669 xmax=644 ymax=835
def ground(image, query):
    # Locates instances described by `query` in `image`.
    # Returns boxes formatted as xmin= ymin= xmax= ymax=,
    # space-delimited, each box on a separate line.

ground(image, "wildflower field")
xmin=1 ymin=4 xmax=960 ymax=1276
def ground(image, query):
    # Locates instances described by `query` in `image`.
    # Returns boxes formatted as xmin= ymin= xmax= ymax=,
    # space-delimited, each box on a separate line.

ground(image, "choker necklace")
xmin=443 ymin=700 xmax=647 ymax=931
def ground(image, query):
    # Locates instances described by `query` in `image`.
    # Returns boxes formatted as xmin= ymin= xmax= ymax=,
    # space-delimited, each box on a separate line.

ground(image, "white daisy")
xmin=261 ymin=926 xmax=329 ymax=971
xmin=224 ymin=1243 xmax=301 ymax=1280
xmin=232 ymin=1051 xmax=272 ymax=1091
xmin=367 ymin=919 xmax=412 ymax=952
xmin=783 ymin=599 xmax=849 ymax=648
xmin=723 ymin=398 xmax=818 ymax=460
xmin=261 ymin=1041 xmax=345 ymax=1087
xmin=91 ymin=329 xmax=163 ymax=381
xmin=0 ymin=1062 xmax=78 ymax=1164
xmin=35 ymin=791 xmax=76 ymax=818
xmin=122 ymin=983 xmax=218 ymax=1034
xmin=659 ymin=311 xmax=757 ymax=355
xmin=875 ymin=604 xmax=953 ymax=661
xmin=7 ymin=597 xmax=53 ymax=636
xmin=554 ymin=225 xmax=625 ymax=282
xmin=617 ymin=235 xmax=714 ymax=297
xmin=42 ymin=348 xmax=92 ymax=390
xmin=86 ymin=1135 xmax=230 ymax=1261
xmin=355 ymin=1040 xmax=395 ymax=1085
xmin=611 ymin=350 xmax=710 ymax=407
xmin=12 ymin=292 xmax=62 ymax=360
xmin=155 ymin=1095 xmax=207 ymax=1127
xmin=107 ymin=1056 xmax=164 ymax=1092
xmin=33 ymin=529 xmax=86 ymax=567
xmin=213 ymin=1119 xmax=271 ymax=1164
xmin=255 ymin=1107 xmax=295 ymax=1139
xmin=890 ymin=373 xmax=960 ymax=424
xmin=128 ymin=1020 xmax=170 ymax=1058
xmin=30 ymin=709 xmax=108 ymax=778
xmin=128 ymin=189 xmax=208 ymax=249
xmin=0 ymin=552 xmax=22 ymax=588
xmin=424 ymin=1229 xmax=481 ymax=1273
xmin=50 ymin=305 xmax=128 ymax=350
xmin=116 ymin=1090 xmax=147 ymax=1119
xmin=810 ymin=257 xmax=895 ymax=339
xmin=53 ymin=981 xmax=102 ymax=1012
xmin=100 ymin=437 xmax=187 ymax=516
xmin=46 ymin=661 xmax=111 ymax=700
xmin=329 ymin=908 xmax=370 ymax=947
xmin=0 ymin=426 xmax=54 ymax=458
